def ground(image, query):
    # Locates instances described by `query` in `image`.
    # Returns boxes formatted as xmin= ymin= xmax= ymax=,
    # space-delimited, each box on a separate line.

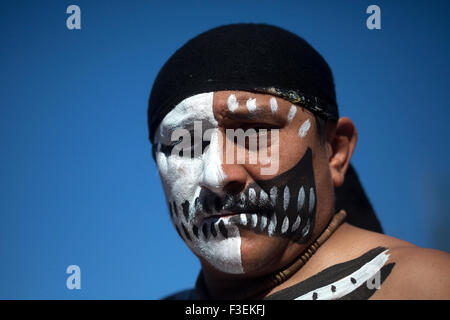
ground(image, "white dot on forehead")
xmin=287 ymin=105 xmax=297 ymax=122
xmin=227 ymin=94 xmax=238 ymax=112
xmin=246 ymin=98 xmax=257 ymax=112
xmin=270 ymin=97 xmax=278 ymax=113
xmin=298 ymin=119 xmax=311 ymax=138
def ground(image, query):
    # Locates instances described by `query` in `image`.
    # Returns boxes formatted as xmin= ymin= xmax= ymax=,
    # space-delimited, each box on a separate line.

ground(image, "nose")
xmin=221 ymin=163 xmax=247 ymax=194
xmin=201 ymin=161 xmax=247 ymax=195
xmin=200 ymin=130 xmax=248 ymax=195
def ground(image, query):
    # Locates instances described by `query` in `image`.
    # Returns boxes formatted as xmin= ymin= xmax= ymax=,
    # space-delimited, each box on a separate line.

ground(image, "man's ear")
xmin=327 ymin=117 xmax=357 ymax=187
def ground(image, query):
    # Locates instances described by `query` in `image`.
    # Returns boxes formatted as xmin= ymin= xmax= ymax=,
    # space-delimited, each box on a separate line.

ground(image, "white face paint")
xmin=287 ymin=105 xmax=297 ymax=122
xmin=246 ymin=98 xmax=258 ymax=112
xmin=227 ymin=94 xmax=239 ymax=113
xmin=298 ymin=119 xmax=311 ymax=138
xmin=270 ymin=97 xmax=278 ymax=113
xmin=154 ymin=92 xmax=244 ymax=274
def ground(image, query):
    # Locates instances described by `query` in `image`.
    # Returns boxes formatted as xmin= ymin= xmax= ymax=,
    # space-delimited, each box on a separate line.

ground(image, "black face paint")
xmin=194 ymin=147 xmax=316 ymax=244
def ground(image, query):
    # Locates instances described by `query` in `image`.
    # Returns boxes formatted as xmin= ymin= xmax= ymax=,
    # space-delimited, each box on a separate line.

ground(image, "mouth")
xmin=200 ymin=211 xmax=243 ymax=223
xmin=169 ymin=147 xmax=317 ymax=244
xmin=200 ymin=210 xmax=268 ymax=228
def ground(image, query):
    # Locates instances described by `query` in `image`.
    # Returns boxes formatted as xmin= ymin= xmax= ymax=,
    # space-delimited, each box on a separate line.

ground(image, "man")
xmin=147 ymin=24 xmax=449 ymax=299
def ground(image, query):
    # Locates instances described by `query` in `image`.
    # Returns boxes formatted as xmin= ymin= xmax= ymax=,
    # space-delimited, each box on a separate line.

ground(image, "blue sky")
xmin=0 ymin=0 xmax=449 ymax=299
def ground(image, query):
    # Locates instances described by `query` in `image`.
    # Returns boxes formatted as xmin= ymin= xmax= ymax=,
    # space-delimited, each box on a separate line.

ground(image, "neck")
xmin=195 ymin=210 xmax=347 ymax=299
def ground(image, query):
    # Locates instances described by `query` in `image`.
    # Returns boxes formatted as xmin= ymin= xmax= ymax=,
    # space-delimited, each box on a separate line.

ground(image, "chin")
xmin=238 ymin=229 xmax=290 ymax=276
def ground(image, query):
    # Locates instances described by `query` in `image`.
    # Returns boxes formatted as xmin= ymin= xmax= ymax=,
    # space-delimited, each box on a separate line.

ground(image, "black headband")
xmin=147 ymin=23 xmax=339 ymax=144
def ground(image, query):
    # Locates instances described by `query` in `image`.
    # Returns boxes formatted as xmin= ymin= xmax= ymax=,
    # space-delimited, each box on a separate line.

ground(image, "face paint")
xmin=218 ymin=147 xmax=316 ymax=243
xmin=298 ymin=119 xmax=311 ymax=138
xmin=155 ymin=92 xmax=244 ymax=274
xmin=227 ymin=94 xmax=238 ymax=112
xmin=270 ymin=97 xmax=278 ymax=113
xmin=194 ymin=147 xmax=315 ymax=243
xmin=287 ymin=105 xmax=297 ymax=122
xmin=155 ymin=91 xmax=318 ymax=276
xmin=246 ymin=98 xmax=258 ymax=112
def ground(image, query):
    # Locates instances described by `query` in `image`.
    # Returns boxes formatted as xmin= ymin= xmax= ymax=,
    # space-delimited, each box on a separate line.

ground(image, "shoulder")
xmin=336 ymin=224 xmax=450 ymax=299
xmin=372 ymin=245 xmax=450 ymax=299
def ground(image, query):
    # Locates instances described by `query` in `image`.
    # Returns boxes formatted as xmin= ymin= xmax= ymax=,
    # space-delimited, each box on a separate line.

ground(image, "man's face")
xmin=154 ymin=91 xmax=335 ymax=276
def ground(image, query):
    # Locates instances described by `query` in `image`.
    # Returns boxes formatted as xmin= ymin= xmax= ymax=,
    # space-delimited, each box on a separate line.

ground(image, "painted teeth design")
xmin=297 ymin=187 xmax=305 ymax=212
xmin=223 ymin=195 xmax=234 ymax=209
xmin=251 ymin=213 xmax=258 ymax=228
xmin=309 ymin=187 xmax=315 ymax=214
xmin=283 ymin=186 xmax=290 ymax=211
xmin=218 ymin=220 xmax=228 ymax=238
xmin=192 ymin=225 xmax=199 ymax=238
xmin=240 ymin=213 xmax=248 ymax=226
xmin=291 ymin=215 xmax=301 ymax=232
xmin=210 ymin=221 xmax=217 ymax=237
xmin=202 ymin=223 xmax=209 ymax=239
xmin=173 ymin=201 xmax=179 ymax=217
xmin=260 ymin=189 xmax=269 ymax=204
xmin=239 ymin=193 xmax=246 ymax=208
xmin=169 ymin=202 xmax=174 ymax=219
xmin=268 ymin=213 xmax=277 ymax=236
xmin=270 ymin=187 xmax=278 ymax=206
xmin=172 ymin=184 xmax=315 ymax=244
xmin=168 ymin=148 xmax=316 ymax=249
xmin=260 ymin=215 xmax=268 ymax=231
xmin=182 ymin=200 xmax=190 ymax=220
xmin=194 ymin=197 xmax=202 ymax=213
xmin=181 ymin=223 xmax=191 ymax=241
xmin=281 ymin=216 xmax=290 ymax=234
xmin=301 ymin=219 xmax=311 ymax=238
xmin=248 ymin=188 xmax=257 ymax=204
